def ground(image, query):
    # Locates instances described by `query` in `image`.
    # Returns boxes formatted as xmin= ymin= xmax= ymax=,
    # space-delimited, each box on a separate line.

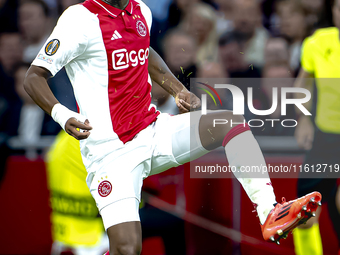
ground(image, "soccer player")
xmin=23 ymin=0 xmax=321 ymax=254
xmin=293 ymin=0 xmax=340 ymax=254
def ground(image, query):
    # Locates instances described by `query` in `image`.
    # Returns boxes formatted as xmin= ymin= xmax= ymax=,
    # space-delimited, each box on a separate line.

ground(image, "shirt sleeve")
xmin=135 ymin=0 xmax=152 ymax=33
xmin=31 ymin=5 xmax=88 ymax=76
xmin=300 ymin=37 xmax=314 ymax=74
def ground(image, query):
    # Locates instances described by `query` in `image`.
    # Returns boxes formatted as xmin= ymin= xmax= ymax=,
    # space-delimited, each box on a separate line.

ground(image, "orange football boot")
xmin=261 ymin=191 xmax=322 ymax=245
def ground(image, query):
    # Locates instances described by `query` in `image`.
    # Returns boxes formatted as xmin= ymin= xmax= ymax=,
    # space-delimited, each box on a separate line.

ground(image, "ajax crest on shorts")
xmin=98 ymin=178 xmax=112 ymax=197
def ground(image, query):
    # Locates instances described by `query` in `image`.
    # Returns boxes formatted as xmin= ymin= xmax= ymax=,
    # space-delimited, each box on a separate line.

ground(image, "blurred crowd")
xmin=0 ymin=0 xmax=334 ymax=158
xmin=0 ymin=0 xmax=81 ymax=164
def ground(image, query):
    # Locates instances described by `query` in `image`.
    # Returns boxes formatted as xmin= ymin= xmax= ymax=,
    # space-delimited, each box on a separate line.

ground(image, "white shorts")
xmin=87 ymin=112 xmax=208 ymax=230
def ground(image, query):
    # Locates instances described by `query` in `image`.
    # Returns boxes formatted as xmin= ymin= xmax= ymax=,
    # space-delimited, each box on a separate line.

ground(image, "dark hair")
xmin=20 ymin=0 xmax=50 ymax=17
xmin=318 ymin=0 xmax=334 ymax=28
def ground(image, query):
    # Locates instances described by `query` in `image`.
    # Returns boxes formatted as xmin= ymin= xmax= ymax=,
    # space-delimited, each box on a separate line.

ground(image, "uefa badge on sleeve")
xmin=45 ymin=39 xmax=60 ymax=56
xmin=98 ymin=179 xmax=112 ymax=197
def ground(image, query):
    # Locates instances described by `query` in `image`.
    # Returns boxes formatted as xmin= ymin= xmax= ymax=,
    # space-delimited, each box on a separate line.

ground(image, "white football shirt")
xmin=32 ymin=0 xmax=159 ymax=168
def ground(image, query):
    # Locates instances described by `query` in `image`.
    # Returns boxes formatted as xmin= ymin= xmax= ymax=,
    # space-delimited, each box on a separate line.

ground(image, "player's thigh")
xmin=88 ymin=160 xmax=146 ymax=229
xmin=88 ymin=160 xmax=144 ymax=254
xmin=150 ymin=112 xmax=206 ymax=175
xmin=298 ymin=130 xmax=340 ymax=200
xmin=198 ymin=110 xmax=244 ymax=150
xmin=150 ymin=111 xmax=242 ymax=175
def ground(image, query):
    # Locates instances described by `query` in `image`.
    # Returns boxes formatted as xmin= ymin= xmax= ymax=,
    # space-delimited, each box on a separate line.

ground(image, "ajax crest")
xmin=98 ymin=180 xmax=112 ymax=197
xmin=136 ymin=20 xmax=147 ymax=37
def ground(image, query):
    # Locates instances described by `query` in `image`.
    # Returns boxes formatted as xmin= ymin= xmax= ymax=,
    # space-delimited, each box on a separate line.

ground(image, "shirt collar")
xmin=91 ymin=0 xmax=136 ymax=18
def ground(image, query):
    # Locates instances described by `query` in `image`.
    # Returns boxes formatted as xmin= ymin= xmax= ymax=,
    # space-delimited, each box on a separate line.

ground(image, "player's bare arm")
xmin=24 ymin=65 xmax=92 ymax=140
xmin=294 ymin=68 xmax=314 ymax=107
xmin=294 ymin=69 xmax=315 ymax=150
xmin=148 ymin=47 xmax=200 ymax=113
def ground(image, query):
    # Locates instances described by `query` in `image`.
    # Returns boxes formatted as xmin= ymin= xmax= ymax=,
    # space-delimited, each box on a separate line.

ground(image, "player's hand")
xmin=175 ymin=91 xmax=201 ymax=113
xmin=65 ymin=118 xmax=92 ymax=140
xmin=295 ymin=116 xmax=314 ymax=150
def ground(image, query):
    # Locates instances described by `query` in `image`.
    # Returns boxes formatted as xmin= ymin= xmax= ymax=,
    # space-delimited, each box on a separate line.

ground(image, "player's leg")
xmin=326 ymin=183 xmax=340 ymax=245
xmin=294 ymin=129 xmax=340 ymax=254
xmin=294 ymin=177 xmax=324 ymax=255
xmin=294 ymin=178 xmax=338 ymax=255
xmin=294 ymin=181 xmax=323 ymax=255
xmin=198 ymin=111 xmax=277 ymax=224
xmin=293 ymin=129 xmax=324 ymax=254
xmin=97 ymin=198 xmax=142 ymax=255
xmin=198 ymin=111 xmax=321 ymax=243
xmin=106 ymin=221 xmax=142 ymax=255
xmin=88 ymin=161 xmax=146 ymax=255
xmin=150 ymin=111 xmax=321 ymax=243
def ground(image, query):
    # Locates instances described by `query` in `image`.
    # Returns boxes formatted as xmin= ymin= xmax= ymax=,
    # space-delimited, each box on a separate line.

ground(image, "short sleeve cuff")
xmin=32 ymin=58 xmax=59 ymax=76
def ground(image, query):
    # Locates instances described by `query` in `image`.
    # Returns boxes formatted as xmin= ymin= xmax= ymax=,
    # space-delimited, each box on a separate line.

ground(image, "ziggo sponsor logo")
xmin=112 ymin=48 xmax=149 ymax=70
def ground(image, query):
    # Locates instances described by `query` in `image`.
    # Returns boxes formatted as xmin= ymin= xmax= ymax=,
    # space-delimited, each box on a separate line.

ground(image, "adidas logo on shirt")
xmin=111 ymin=30 xmax=122 ymax=40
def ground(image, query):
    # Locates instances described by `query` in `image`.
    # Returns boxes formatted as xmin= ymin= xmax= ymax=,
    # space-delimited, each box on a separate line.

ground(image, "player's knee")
xmin=216 ymin=111 xmax=245 ymax=133
xmin=112 ymin=242 xmax=142 ymax=255
xmin=199 ymin=111 xmax=246 ymax=150
xmin=229 ymin=113 xmax=245 ymax=128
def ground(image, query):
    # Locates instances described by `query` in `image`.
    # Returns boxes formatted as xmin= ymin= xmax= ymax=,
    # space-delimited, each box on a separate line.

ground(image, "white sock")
xmin=223 ymin=125 xmax=276 ymax=224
